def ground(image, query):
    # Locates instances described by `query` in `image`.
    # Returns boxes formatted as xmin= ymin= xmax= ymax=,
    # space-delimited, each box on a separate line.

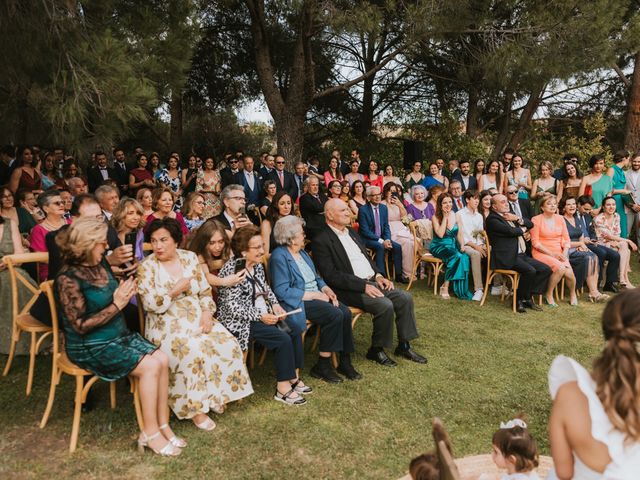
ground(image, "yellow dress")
xmin=137 ymin=249 xmax=253 ymax=419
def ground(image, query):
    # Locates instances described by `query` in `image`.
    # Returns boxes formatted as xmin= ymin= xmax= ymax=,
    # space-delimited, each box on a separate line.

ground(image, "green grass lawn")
xmin=0 ymin=280 xmax=611 ymax=479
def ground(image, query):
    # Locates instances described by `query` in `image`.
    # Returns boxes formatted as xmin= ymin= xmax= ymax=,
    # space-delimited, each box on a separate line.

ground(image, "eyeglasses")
xmin=275 ymin=161 xmax=285 ymax=165
xmin=229 ymin=160 xmax=238 ymax=163
xmin=507 ymin=190 xmax=518 ymax=194
xmin=228 ymin=196 xmax=246 ymax=202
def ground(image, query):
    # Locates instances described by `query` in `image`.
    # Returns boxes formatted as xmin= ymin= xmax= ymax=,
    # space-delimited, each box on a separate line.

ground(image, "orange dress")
xmin=530 ymin=214 xmax=571 ymax=272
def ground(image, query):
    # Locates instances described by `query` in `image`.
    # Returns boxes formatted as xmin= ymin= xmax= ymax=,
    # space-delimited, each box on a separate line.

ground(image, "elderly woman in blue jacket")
xmin=269 ymin=215 xmax=361 ymax=383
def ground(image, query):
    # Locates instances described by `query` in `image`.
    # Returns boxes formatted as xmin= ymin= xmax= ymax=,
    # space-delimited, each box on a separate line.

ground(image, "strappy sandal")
xmin=137 ymin=431 xmax=181 ymax=456
xmin=589 ymin=293 xmax=610 ymax=303
xmin=274 ymin=388 xmax=307 ymax=406
xmin=159 ymin=423 xmax=187 ymax=448
xmin=193 ymin=415 xmax=216 ymax=431
xmin=291 ymin=379 xmax=313 ymax=395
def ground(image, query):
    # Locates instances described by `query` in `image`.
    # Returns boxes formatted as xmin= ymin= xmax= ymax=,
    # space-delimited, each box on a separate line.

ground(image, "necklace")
xmin=43 ymin=217 xmax=65 ymax=231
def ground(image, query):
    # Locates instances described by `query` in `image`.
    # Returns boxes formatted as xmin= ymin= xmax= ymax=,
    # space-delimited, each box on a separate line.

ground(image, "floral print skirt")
xmin=150 ymin=321 xmax=253 ymax=419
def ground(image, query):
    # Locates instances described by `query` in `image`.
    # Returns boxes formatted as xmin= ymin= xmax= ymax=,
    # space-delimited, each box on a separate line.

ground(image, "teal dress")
xmin=589 ymin=174 xmax=613 ymax=210
xmin=429 ymin=224 xmax=472 ymax=300
xmin=612 ymin=165 xmax=628 ymax=238
xmin=54 ymin=260 xmax=156 ymax=381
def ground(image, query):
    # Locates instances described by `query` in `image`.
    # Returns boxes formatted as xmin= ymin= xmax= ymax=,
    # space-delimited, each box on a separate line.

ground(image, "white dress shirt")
xmin=329 ymin=225 xmax=375 ymax=280
xmin=456 ymin=207 xmax=484 ymax=246
xmin=244 ymin=170 xmax=255 ymax=190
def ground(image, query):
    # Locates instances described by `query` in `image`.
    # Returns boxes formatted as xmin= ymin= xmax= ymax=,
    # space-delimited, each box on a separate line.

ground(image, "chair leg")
xmin=480 ymin=272 xmax=494 ymax=306
xmin=70 ymin=375 xmax=85 ymax=453
xmin=511 ymin=276 xmax=517 ymax=313
xmin=311 ymin=327 xmax=320 ymax=351
xmin=351 ymin=313 xmax=362 ymax=329
xmin=248 ymin=342 xmax=255 ymax=369
xmin=132 ymin=378 xmax=144 ymax=431
xmin=3 ymin=328 xmax=20 ymax=376
xmin=432 ymin=266 xmax=440 ymax=295
xmin=331 ymin=353 xmax=338 ymax=369
xmin=26 ymin=332 xmax=38 ymax=396
xmin=258 ymin=346 xmax=267 ymax=366
xmin=109 ymin=382 xmax=117 ymax=409
xmin=40 ymin=367 xmax=60 ymax=429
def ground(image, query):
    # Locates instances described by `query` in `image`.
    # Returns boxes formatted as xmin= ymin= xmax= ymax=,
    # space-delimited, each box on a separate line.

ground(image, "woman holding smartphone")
xmin=217 ymin=225 xmax=311 ymax=406
xmin=112 ymin=198 xmax=146 ymax=269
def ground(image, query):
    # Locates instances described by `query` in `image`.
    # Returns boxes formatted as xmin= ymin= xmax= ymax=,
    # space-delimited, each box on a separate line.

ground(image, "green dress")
xmin=532 ymin=179 xmax=558 ymax=215
xmin=589 ymin=174 xmax=613 ymax=211
xmin=54 ymin=260 xmax=156 ymax=381
xmin=0 ymin=220 xmax=36 ymax=355
xmin=429 ymin=224 xmax=472 ymax=300
xmin=612 ymin=165 xmax=628 ymax=238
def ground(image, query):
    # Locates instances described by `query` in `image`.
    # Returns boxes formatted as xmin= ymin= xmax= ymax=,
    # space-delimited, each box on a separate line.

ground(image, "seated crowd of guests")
xmin=0 ymin=146 xmax=433 ymax=457
xmin=1 ymin=144 xmax=639 ymax=462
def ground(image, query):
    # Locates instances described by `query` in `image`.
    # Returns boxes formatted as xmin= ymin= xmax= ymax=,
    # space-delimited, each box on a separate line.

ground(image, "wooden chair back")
xmin=142 ymin=242 xmax=153 ymax=255
xmin=431 ymin=417 xmax=460 ymax=480
xmin=4 ymin=252 xmax=48 ymax=317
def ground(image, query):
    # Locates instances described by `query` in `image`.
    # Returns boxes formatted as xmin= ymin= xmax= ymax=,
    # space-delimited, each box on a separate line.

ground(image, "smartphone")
xmin=124 ymin=232 xmax=137 ymax=249
xmin=234 ymin=258 xmax=247 ymax=273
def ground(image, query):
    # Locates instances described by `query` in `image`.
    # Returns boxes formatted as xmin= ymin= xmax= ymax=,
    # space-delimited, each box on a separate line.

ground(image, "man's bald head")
xmin=325 ymin=198 xmax=351 ymax=228
xmin=491 ymin=194 xmax=509 ymax=214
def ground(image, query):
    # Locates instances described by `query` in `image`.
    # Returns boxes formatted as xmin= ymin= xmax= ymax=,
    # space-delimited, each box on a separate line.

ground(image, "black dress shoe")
xmin=523 ymin=299 xmax=543 ymax=312
xmin=395 ymin=276 xmax=409 ymax=284
xmin=336 ymin=362 xmax=363 ymax=380
xmin=516 ymin=300 xmax=527 ymax=313
xmin=394 ymin=346 xmax=428 ymax=364
xmin=603 ymin=282 xmax=621 ymax=293
xmin=310 ymin=362 xmax=343 ymax=383
xmin=365 ymin=348 xmax=397 ymax=367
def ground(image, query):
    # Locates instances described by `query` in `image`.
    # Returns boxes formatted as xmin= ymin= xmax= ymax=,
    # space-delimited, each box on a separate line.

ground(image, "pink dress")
xmin=383 ymin=201 xmax=415 ymax=279
xmin=530 ymin=214 xmax=571 ymax=272
xmin=29 ymin=219 xmax=72 ymax=281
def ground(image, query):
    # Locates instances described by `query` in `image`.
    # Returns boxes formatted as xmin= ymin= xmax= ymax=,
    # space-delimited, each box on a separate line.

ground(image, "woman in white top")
xmin=548 ymin=289 xmax=640 ymax=479
xmin=479 ymin=159 xmax=503 ymax=194
xmin=455 ymin=190 xmax=486 ymax=301
xmin=503 ymin=153 xmax=532 ymax=199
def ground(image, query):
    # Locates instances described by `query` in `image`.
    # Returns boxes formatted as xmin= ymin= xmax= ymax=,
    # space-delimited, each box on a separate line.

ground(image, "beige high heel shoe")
xmin=160 ymin=423 xmax=187 ymax=448
xmin=138 ymin=431 xmax=182 ymax=456
xmin=439 ymin=285 xmax=450 ymax=300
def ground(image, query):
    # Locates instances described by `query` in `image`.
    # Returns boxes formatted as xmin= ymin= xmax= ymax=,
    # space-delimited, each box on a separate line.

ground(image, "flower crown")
xmin=500 ymin=419 xmax=527 ymax=430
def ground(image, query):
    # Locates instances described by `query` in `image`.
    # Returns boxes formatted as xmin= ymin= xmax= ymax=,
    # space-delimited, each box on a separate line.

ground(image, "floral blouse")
xmin=593 ymin=212 xmax=621 ymax=246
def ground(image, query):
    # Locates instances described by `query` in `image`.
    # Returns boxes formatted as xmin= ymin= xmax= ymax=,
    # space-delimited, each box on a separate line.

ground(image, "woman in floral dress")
xmin=196 ymin=157 xmax=222 ymax=219
xmin=158 ymin=155 xmax=183 ymax=210
xmin=138 ymin=218 xmax=253 ymax=430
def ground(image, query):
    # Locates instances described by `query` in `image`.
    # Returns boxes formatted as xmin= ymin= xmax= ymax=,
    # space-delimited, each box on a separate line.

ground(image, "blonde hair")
xmin=182 ymin=192 xmax=205 ymax=220
xmin=56 ymin=217 xmax=108 ymax=265
xmin=592 ymin=290 xmax=640 ymax=442
xmin=111 ymin=198 xmax=144 ymax=233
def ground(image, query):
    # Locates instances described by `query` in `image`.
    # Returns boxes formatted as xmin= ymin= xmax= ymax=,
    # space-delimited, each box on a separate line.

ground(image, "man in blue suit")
xmin=357 ymin=185 xmax=406 ymax=283
xmin=451 ymin=159 xmax=477 ymax=192
xmin=576 ymin=195 xmax=621 ymax=292
xmin=234 ymin=155 xmax=262 ymax=225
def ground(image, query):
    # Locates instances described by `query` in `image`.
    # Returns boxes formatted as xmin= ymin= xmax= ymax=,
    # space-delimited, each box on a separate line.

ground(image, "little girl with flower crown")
xmin=490 ymin=418 xmax=540 ymax=480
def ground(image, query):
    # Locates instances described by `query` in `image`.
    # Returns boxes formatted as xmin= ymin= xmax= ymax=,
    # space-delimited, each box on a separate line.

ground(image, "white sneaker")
xmin=472 ymin=289 xmax=483 ymax=301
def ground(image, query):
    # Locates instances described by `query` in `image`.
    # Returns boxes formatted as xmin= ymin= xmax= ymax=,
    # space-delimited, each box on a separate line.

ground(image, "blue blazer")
xmin=234 ymin=170 xmax=262 ymax=205
xmin=358 ymin=203 xmax=391 ymax=242
xmin=269 ymin=246 xmax=327 ymax=332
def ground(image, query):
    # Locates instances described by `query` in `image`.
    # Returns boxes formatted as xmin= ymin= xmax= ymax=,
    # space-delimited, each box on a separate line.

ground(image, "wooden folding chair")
xmin=39 ymin=280 xmax=118 ymax=453
xmin=432 ymin=417 xmax=461 ymax=480
xmin=479 ymin=232 xmax=521 ymax=313
xmin=142 ymin=242 xmax=153 ymax=255
xmin=406 ymin=222 xmax=443 ymax=293
xmin=2 ymin=252 xmax=52 ymax=395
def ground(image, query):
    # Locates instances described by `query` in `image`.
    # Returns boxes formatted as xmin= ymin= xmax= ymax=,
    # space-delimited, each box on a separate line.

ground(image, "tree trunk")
xmin=169 ymin=89 xmax=183 ymax=153
xmin=491 ymin=90 xmax=513 ymax=160
xmin=625 ymin=52 xmax=640 ymax=152
xmin=509 ymin=83 xmax=546 ymax=149
xmin=274 ymin=113 xmax=306 ymax=169
xmin=357 ymin=74 xmax=375 ymax=143
xmin=466 ymin=87 xmax=480 ymax=138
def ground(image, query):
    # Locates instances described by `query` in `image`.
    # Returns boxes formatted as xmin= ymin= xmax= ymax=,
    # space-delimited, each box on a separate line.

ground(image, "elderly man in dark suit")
xmin=312 ymin=198 xmax=427 ymax=367
xmin=299 ymin=176 xmax=328 ymax=240
xmin=505 ymin=186 xmax=532 ymax=221
xmin=267 ymin=155 xmax=298 ymax=200
xmin=358 ymin=185 xmax=405 ymax=283
xmin=485 ymin=194 xmax=551 ymax=313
